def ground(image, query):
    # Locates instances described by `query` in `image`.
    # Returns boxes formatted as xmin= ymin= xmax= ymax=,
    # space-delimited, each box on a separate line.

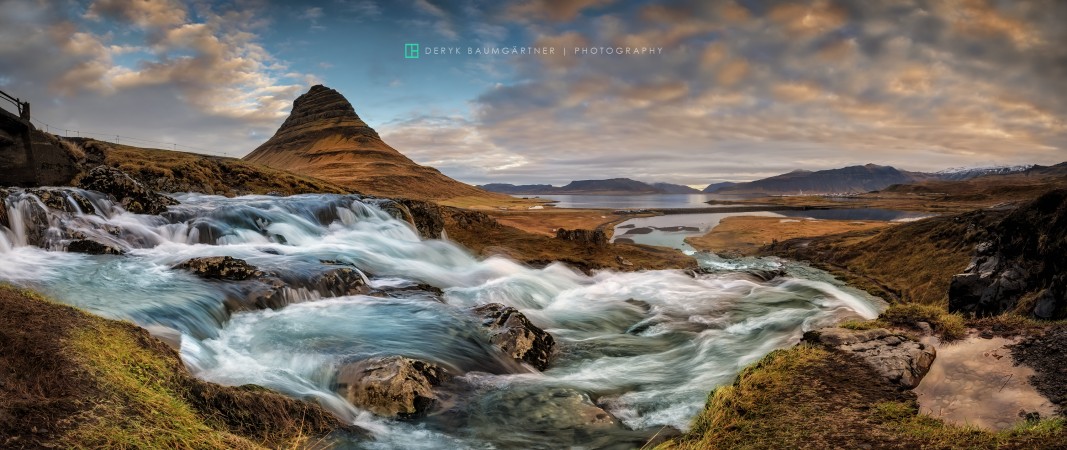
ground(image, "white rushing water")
xmin=0 ymin=189 xmax=883 ymax=448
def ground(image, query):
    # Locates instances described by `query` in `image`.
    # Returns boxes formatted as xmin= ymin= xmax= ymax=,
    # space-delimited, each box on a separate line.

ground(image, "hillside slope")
xmin=244 ymin=85 xmax=501 ymax=202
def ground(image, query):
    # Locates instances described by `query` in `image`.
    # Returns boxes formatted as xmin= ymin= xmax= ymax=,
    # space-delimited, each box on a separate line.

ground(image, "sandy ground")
xmin=684 ymin=215 xmax=892 ymax=256
xmin=914 ymin=334 xmax=1057 ymax=430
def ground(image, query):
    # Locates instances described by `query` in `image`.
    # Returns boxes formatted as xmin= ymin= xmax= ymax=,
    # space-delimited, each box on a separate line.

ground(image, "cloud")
xmin=435 ymin=0 xmax=1067 ymax=185
xmin=507 ymin=0 xmax=615 ymax=22
xmin=0 ymin=0 xmax=314 ymax=157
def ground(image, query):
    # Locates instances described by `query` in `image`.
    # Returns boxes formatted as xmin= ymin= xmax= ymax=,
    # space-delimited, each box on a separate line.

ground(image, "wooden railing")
xmin=0 ymin=89 xmax=29 ymax=121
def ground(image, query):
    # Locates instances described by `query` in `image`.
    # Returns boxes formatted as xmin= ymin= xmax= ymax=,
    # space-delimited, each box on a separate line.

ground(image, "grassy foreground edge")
xmin=658 ymin=344 xmax=1065 ymax=449
xmin=0 ymin=283 xmax=355 ymax=449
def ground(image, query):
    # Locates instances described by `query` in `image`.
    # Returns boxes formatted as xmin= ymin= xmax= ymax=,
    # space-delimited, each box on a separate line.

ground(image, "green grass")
xmin=62 ymin=324 xmax=260 ymax=449
xmin=879 ymin=303 xmax=967 ymax=341
xmin=838 ymin=303 xmax=967 ymax=341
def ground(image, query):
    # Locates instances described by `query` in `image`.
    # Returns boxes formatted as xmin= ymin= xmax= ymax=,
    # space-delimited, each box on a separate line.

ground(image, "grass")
xmin=63 ymin=324 xmax=258 ymax=449
xmin=764 ymin=210 xmax=1003 ymax=306
xmin=838 ymin=303 xmax=967 ymax=341
xmin=879 ymin=303 xmax=968 ymax=341
xmin=659 ymin=345 xmax=1067 ymax=450
xmin=78 ymin=139 xmax=352 ymax=197
xmin=0 ymin=284 xmax=345 ymax=449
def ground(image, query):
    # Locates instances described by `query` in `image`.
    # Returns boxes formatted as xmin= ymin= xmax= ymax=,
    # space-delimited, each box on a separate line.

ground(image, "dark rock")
xmin=446 ymin=208 xmax=500 ymax=230
xmin=555 ymin=228 xmax=607 ymax=246
xmin=336 ymin=356 xmax=450 ymax=418
xmin=383 ymin=199 xmax=444 ymax=239
xmin=804 ymin=327 xmax=936 ymax=388
xmin=174 ymin=256 xmax=264 ymax=281
xmin=78 ymin=165 xmax=178 ymax=215
xmin=748 ymin=267 xmax=787 ymax=281
xmin=948 ymin=190 xmax=1067 ymax=319
xmin=309 ymin=267 xmax=369 ymax=296
xmin=66 ymin=239 xmax=124 ymax=255
xmin=26 ymin=188 xmax=95 ymax=214
xmin=471 ymin=303 xmax=555 ymax=370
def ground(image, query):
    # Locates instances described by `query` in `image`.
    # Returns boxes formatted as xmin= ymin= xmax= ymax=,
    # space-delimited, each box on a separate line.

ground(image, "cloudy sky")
xmin=1 ymin=0 xmax=1065 ymax=186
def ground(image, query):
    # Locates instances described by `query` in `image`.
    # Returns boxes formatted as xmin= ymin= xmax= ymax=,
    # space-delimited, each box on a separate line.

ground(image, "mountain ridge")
xmin=244 ymin=85 xmax=501 ymax=202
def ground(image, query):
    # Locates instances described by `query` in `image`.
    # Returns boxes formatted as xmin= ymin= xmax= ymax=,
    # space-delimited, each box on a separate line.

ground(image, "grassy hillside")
xmin=74 ymin=138 xmax=352 ymax=196
xmin=0 ymin=284 xmax=352 ymax=448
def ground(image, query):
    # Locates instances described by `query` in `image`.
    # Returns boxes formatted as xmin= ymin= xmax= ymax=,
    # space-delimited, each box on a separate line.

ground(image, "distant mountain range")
xmin=701 ymin=164 xmax=1035 ymax=195
xmin=482 ymin=164 xmax=1038 ymax=197
xmin=481 ymin=178 xmax=700 ymax=195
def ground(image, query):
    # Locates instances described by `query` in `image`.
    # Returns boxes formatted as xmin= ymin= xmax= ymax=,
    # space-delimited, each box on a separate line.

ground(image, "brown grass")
xmin=484 ymin=209 xmax=632 ymax=237
xmin=686 ymin=216 xmax=892 ymax=256
xmin=763 ymin=210 xmax=1002 ymax=305
xmin=443 ymin=208 xmax=695 ymax=273
xmin=76 ymin=139 xmax=352 ymax=196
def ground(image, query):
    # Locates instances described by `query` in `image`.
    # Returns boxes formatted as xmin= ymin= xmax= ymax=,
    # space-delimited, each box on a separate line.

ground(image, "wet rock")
xmin=78 ymin=165 xmax=178 ymax=215
xmin=471 ymin=303 xmax=555 ymax=370
xmin=804 ymin=327 xmax=936 ymax=388
xmin=384 ymin=199 xmax=444 ymax=239
xmin=310 ymin=267 xmax=369 ymax=296
xmin=747 ymin=267 xmax=787 ymax=281
xmin=26 ymin=188 xmax=94 ymax=214
xmin=468 ymin=386 xmax=617 ymax=431
xmin=174 ymin=256 xmax=264 ymax=281
xmin=336 ymin=356 xmax=450 ymax=418
xmin=66 ymin=239 xmax=125 ymax=255
xmin=555 ymin=228 xmax=607 ymax=246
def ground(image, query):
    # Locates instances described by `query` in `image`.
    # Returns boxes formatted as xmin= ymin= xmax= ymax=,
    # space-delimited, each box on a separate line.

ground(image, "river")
xmin=0 ymin=190 xmax=883 ymax=448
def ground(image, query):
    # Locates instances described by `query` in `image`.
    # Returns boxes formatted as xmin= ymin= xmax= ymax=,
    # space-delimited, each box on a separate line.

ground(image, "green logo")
xmin=404 ymin=43 xmax=419 ymax=59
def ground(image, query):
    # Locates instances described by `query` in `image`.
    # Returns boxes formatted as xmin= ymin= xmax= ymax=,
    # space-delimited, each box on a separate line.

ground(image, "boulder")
xmin=471 ymin=303 xmax=555 ymax=370
xmin=382 ymin=199 xmax=444 ymax=239
xmin=174 ymin=256 xmax=264 ymax=281
xmin=309 ymin=267 xmax=369 ymax=297
xmin=78 ymin=165 xmax=178 ymax=215
xmin=555 ymin=228 xmax=607 ymax=246
xmin=26 ymin=188 xmax=95 ymax=214
xmin=468 ymin=386 xmax=617 ymax=431
xmin=336 ymin=356 xmax=450 ymax=418
xmin=804 ymin=327 xmax=936 ymax=388
xmin=66 ymin=239 xmax=125 ymax=255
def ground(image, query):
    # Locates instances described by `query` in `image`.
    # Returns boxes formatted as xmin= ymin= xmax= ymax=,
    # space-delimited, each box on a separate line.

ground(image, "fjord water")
xmin=0 ymin=190 xmax=882 ymax=448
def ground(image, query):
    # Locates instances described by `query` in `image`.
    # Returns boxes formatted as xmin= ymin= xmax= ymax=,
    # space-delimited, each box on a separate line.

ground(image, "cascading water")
xmin=0 ymin=189 xmax=883 ymax=449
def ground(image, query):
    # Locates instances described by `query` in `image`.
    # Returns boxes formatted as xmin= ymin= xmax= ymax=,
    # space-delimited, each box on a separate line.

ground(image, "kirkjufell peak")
xmin=244 ymin=85 xmax=498 ymax=201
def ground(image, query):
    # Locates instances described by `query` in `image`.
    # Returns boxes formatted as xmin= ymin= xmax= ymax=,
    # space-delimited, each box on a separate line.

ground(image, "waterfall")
xmin=0 ymin=188 xmax=884 ymax=448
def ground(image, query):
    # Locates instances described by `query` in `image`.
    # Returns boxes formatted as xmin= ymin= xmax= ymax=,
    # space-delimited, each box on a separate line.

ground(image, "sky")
xmin=0 ymin=0 xmax=1065 ymax=186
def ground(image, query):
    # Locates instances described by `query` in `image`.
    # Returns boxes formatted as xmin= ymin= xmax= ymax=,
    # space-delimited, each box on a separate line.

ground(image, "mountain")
xmin=935 ymin=165 xmax=1035 ymax=181
xmin=713 ymin=164 xmax=934 ymax=195
xmin=702 ymin=182 xmax=737 ymax=193
xmin=480 ymin=178 xmax=695 ymax=195
xmin=650 ymin=182 xmax=701 ymax=194
xmin=243 ymin=85 xmax=500 ymax=201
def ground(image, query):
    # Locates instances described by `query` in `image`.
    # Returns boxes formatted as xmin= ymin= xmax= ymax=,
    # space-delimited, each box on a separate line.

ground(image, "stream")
xmin=0 ymin=190 xmax=884 ymax=448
